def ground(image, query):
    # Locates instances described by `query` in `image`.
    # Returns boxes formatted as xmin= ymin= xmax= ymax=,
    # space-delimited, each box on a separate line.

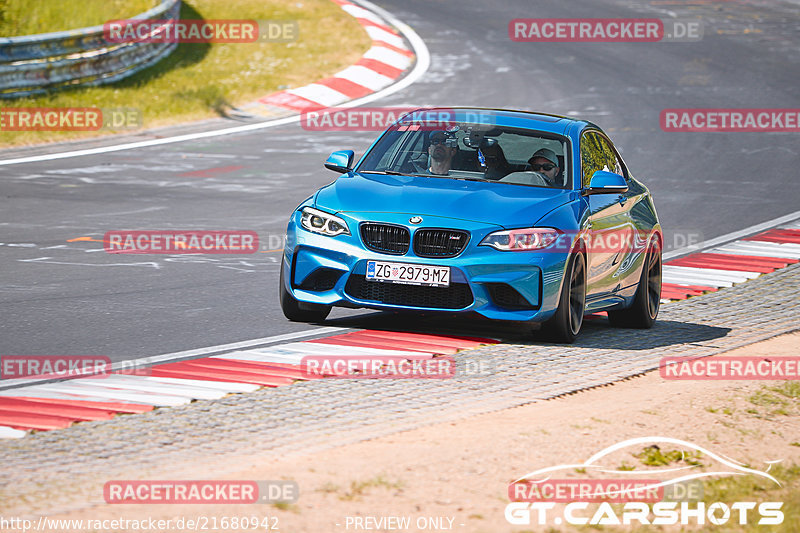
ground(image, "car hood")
xmin=315 ymin=172 xmax=574 ymax=227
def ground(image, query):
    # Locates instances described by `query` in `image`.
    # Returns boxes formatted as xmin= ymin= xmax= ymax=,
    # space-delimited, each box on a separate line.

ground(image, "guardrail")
xmin=0 ymin=0 xmax=181 ymax=99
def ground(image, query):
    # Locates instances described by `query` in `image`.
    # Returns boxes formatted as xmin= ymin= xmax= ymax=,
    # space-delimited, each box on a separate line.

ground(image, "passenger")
xmin=478 ymin=137 xmax=512 ymax=180
xmin=428 ymin=130 xmax=458 ymax=175
xmin=528 ymin=148 xmax=562 ymax=187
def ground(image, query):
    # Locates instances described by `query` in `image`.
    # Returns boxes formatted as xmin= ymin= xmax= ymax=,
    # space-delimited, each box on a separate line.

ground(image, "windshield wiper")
xmin=362 ymin=169 xmax=493 ymax=181
xmin=360 ymin=170 xmax=406 ymax=175
xmin=361 ymin=170 xmax=433 ymax=178
xmin=452 ymin=177 xmax=490 ymax=182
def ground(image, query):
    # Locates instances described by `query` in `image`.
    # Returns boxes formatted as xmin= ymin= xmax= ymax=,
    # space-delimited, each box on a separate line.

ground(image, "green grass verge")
xmin=0 ymin=0 xmax=155 ymax=36
xmin=0 ymin=0 xmax=373 ymax=147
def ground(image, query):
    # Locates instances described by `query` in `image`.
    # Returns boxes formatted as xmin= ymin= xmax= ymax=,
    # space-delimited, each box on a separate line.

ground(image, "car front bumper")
xmin=283 ymin=210 xmax=571 ymax=323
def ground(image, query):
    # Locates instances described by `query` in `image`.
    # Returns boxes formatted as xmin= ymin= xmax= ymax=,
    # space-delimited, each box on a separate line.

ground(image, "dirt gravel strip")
xmin=1 ymin=263 xmax=799 ymax=517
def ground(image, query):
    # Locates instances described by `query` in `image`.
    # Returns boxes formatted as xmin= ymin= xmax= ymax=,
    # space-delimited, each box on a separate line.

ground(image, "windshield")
xmin=356 ymin=121 xmax=570 ymax=189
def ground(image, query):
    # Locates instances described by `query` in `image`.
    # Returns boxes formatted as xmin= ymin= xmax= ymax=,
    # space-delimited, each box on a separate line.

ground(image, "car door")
xmin=580 ymin=131 xmax=635 ymax=301
xmin=597 ymin=133 xmax=642 ymax=291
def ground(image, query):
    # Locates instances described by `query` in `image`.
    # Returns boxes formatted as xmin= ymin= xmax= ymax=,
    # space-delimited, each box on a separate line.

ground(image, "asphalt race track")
xmin=2 ymin=0 xmax=799 ymax=366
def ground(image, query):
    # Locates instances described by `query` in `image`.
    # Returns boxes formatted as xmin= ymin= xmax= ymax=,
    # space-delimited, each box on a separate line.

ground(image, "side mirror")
xmin=586 ymin=170 xmax=628 ymax=195
xmin=324 ymin=150 xmax=354 ymax=173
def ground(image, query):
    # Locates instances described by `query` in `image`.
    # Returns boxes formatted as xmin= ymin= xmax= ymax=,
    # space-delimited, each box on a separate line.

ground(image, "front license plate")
xmin=366 ymin=260 xmax=450 ymax=287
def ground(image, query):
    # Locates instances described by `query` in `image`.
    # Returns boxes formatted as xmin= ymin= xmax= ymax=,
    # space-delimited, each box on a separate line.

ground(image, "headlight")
xmin=300 ymin=207 xmax=350 ymax=237
xmin=480 ymin=227 xmax=561 ymax=251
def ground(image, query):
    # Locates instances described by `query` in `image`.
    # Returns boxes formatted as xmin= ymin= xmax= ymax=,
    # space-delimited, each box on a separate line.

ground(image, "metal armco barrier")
xmin=0 ymin=0 xmax=181 ymax=98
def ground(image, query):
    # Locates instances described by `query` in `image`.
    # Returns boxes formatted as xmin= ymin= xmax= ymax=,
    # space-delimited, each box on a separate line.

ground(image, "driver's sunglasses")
xmin=430 ymin=138 xmax=448 ymax=145
xmin=530 ymin=163 xmax=555 ymax=171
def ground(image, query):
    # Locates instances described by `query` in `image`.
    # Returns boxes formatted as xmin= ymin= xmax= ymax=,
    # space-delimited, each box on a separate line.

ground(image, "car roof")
xmin=404 ymin=107 xmax=600 ymax=136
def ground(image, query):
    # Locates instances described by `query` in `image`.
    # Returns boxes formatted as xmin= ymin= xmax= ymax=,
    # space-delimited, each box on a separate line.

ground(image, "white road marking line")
xmin=333 ymin=65 xmax=394 ymax=91
xmin=743 ymin=241 xmax=800 ymax=252
xmin=213 ymin=351 xmax=307 ymax=364
xmin=35 ymin=383 xmax=190 ymax=407
xmin=712 ymin=242 xmax=800 ymax=259
xmin=661 ymin=274 xmax=733 ymax=288
xmin=289 ymin=84 xmax=350 ymax=107
xmin=341 ymin=4 xmax=385 ymax=24
xmin=19 ymin=257 xmax=160 ymax=269
xmin=363 ymin=46 xmax=412 ymax=69
xmin=0 ymin=327 xmax=346 ymax=391
xmin=275 ymin=342 xmax=431 ymax=357
xmin=215 ymin=344 xmax=430 ymax=364
xmin=94 ymin=375 xmax=228 ymax=400
xmin=0 ymin=388 xmax=129 ymax=403
xmin=141 ymin=376 xmax=259 ymax=393
xmin=0 ymin=426 xmax=28 ymax=439
xmin=364 ymin=26 xmax=405 ymax=48
xmin=663 ymin=265 xmax=759 ymax=282
xmin=664 ymin=209 xmax=800 ymax=259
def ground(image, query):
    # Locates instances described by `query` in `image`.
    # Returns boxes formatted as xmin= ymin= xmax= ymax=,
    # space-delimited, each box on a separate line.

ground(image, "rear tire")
xmin=542 ymin=252 xmax=586 ymax=344
xmin=608 ymin=238 xmax=661 ymax=329
xmin=279 ymin=262 xmax=332 ymax=323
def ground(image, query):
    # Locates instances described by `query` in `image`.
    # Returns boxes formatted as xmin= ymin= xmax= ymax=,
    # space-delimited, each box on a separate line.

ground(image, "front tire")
xmin=543 ymin=252 xmax=586 ymax=344
xmin=279 ymin=262 xmax=332 ymax=323
xmin=608 ymin=238 xmax=661 ymax=329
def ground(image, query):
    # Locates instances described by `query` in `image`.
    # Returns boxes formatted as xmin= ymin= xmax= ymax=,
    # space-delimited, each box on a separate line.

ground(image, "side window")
xmin=361 ymin=130 xmax=403 ymax=170
xmin=596 ymin=134 xmax=625 ymax=178
xmin=580 ymin=132 xmax=606 ymax=187
xmin=580 ymin=131 xmax=625 ymax=187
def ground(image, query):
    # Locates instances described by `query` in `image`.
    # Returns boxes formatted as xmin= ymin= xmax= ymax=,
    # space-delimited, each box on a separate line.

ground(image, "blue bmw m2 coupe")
xmin=280 ymin=108 xmax=662 ymax=343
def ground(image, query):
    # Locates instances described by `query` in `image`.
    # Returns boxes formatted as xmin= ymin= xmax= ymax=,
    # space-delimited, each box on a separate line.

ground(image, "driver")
xmin=527 ymin=148 xmax=561 ymax=187
xmin=428 ymin=130 xmax=458 ymax=175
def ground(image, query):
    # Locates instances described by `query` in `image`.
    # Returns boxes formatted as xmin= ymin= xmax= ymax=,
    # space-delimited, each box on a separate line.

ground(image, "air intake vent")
xmin=345 ymin=275 xmax=473 ymax=309
xmin=298 ymin=268 xmax=343 ymax=291
xmin=413 ymin=229 xmax=469 ymax=258
xmin=486 ymin=283 xmax=538 ymax=310
xmin=360 ymin=223 xmax=410 ymax=255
